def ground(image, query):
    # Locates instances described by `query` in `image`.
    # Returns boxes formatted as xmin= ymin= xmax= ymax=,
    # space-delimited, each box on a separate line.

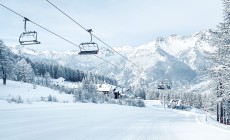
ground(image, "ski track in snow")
xmin=0 ymin=102 xmax=230 ymax=140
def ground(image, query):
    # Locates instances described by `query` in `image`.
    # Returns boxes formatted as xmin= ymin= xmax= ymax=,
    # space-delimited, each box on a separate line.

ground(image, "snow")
xmin=1 ymin=101 xmax=230 ymax=140
xmin=175 ymin=108 xmax=230 ymax=133
xmin=97 ymin=84 xmax=111 ymax=92
xmin=144 ymin=99 xmax=162 ymax=108
xmin=186 ymin=79 xmax=213 ymax=94
xmin=0 ymin=80 xmax=73 ymax=103
xmin=1 ymin=80 xmax=230 ymax=140
xmin=161 ymin=35 xmax=198 ymax=56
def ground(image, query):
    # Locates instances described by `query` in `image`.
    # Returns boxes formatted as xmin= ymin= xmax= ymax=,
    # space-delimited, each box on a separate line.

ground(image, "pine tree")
xmin=205 ymin=0 xmax=230 ymax=123
xmin=134 ymin=86 xmax=146 ymax=100
xmin=0 ymin=40 xmax=14 ymax=85
xmin=44 ymin=72 xmax=51 ymax=86
xmin=57 ymin=66 xmax=64 ymax=78
xmin=15 ymin=59 xmax=34 ymax=83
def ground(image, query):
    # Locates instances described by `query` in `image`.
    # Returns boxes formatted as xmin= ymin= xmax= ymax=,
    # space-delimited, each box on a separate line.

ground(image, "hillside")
xmin=0 ymin=79 xmax=73 ymax=103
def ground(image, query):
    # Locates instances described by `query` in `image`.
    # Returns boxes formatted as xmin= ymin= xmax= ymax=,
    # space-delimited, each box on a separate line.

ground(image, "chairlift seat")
xmin=19 ymin=31 xmax=40 ymax=45
xmin=78 ymin=50 xmax=99 ymax=55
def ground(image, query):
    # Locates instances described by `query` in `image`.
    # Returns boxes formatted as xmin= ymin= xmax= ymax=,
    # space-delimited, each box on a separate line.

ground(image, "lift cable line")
xmin=0 ymin=3 xmax=119 ymax=68
xmin=1 ymin=3 xmax=150 ymax=86
xmin=45 ymin=0 xmax=142 ymax=70
xmin=46 ymin=1 xmax=150 ymax=82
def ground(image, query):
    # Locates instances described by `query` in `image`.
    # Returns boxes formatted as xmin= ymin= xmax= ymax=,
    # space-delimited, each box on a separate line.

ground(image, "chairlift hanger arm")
xmin=23 ymin=17 xmax=30 ymax=31
xmin=87 ymin=29 xmax=93 ymax=42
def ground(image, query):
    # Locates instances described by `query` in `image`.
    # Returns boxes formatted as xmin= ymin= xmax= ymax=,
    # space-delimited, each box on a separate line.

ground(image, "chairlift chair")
xmin=19 ymin=31 xmax=40 ymax=45
xmin=19 ymin=17 xmax=40 ymax=45
xmin=157 ymin=85 xmax=165 ymax=90
xmin=78 ymin=29 xmax=99 ymax=55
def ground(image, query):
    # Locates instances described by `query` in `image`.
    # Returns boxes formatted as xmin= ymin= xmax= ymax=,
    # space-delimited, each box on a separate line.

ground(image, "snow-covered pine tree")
xmin=217 ymin=0 xmax=230 ymax=123
xmin=82 ymin=77 xmax=97 ymax=93
xmin=205 ymin=0 xmax=230 ymax=123
xmin=44 ymin=72 xmax=51 ymax=86
xmin=24 ymin=59 xmax=34 ymax=83
xmin=56 ymin=66 xmax=65 ymax=79
xmin=133 ymin=86 xmax=146 ymax=100
xmin=0 ymin=40 xmax=14 ymax=85
xmin=15 ymin=59 xmax=34 ymax=83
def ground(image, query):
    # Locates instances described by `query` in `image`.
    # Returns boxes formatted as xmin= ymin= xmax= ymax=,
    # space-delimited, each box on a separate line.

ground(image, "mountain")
xmin=10 ymin=29 xmax=216 ymax=87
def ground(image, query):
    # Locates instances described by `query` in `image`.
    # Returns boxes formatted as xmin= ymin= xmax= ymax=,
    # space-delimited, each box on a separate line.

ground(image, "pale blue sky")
xmin=0 ymin=0 xmax=223 ymax=51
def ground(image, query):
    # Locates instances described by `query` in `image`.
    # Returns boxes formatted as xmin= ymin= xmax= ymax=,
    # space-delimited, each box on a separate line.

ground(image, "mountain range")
xmin=10 ymin=29 xmax=216 ymax=91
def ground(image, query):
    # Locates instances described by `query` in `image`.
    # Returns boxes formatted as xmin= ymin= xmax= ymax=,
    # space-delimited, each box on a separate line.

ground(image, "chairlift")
xmin=157 ymin=84 xmax=171 ymax=90
xmin=78 ymin=29 xmax=99 ymax=55
xmin=19 ymin=17 xmax=40 ymax=45
xmin=157 ymin=85 xmax=165 ymax=90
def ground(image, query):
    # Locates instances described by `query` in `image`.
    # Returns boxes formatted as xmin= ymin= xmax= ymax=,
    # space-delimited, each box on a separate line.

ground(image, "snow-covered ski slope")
xmin=0 ymin=101 xmax=230 ymax=140
xmin=0 ymin=80 xmax=230 ymax=140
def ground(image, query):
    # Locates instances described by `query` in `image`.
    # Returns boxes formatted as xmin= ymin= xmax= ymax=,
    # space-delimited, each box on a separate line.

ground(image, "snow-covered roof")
xmin=97 ymin=84 xmax=111 ymax=92
xmin=57 ymin=77 xmax=65 ymax=81
xmin=51 ymin=77 xmax=65 ymax=83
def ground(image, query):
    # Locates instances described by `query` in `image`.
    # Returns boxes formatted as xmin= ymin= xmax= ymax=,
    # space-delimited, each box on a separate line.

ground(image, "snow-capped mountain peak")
xmin=11 ymin=29 xmax=215 ymax=86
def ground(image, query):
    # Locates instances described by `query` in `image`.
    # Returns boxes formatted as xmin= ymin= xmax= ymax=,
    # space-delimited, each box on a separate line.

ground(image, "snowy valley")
xmin=2 ymin=0 xmax=230 ymax=139
xmin=1 ymin=29 xmax=230 ymax=140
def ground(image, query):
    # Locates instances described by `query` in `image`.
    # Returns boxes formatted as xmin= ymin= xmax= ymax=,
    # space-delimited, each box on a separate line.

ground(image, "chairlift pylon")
xmin=78 ymin=29 xmax=99 ymax=55
xmin=19 ymin=17 xmax=40 ymax=45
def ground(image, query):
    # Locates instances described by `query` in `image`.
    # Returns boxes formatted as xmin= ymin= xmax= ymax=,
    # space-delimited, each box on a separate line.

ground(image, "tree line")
xmin=0 ymin=40 xmax=146 ymax=107
xmin=0 ymin=40 xmax=117 ymax=86
xmin=204 ymin=0 xmax=230 ymax=124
